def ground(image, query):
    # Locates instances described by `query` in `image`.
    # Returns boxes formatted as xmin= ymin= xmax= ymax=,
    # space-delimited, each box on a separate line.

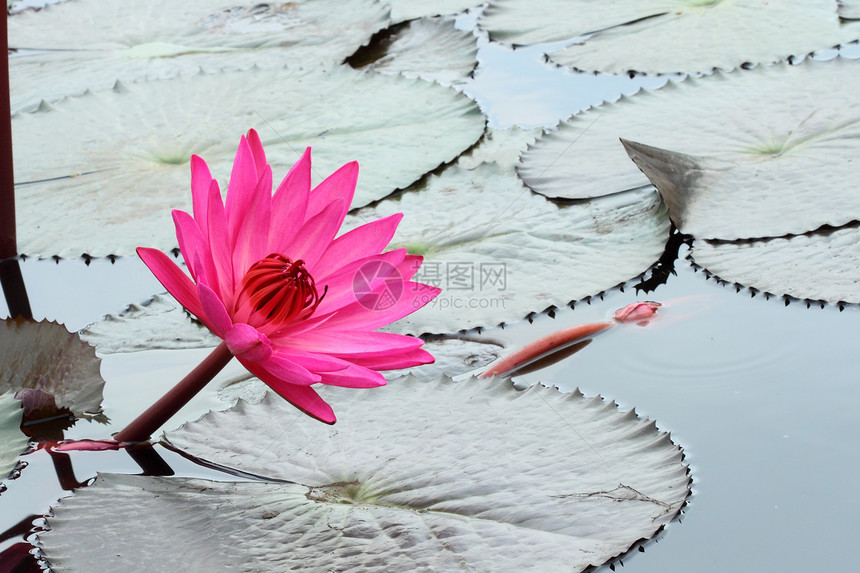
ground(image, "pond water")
xmin=3 ymin=8 xmax=859 ymax=572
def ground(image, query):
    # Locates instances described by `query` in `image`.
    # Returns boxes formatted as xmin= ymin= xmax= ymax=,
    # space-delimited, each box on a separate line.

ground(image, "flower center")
xmin=237 ymin=254 xmax=326 ymax=326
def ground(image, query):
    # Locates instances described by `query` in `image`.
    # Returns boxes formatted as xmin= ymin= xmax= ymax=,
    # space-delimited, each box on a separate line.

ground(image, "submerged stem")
xmin=113 ymin=342 xmax=234 ymax=444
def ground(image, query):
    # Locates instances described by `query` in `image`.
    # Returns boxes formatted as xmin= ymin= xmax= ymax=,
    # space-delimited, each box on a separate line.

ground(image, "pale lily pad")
xmin=385 ymin=0 xmax=483 ymax=23
xmin=7 ymin=0 xmax=64 ymax=13
xmin=42 ymin=376 xmax=689 ymax=571
xmin=355 ymin=16 xmax=478 ymax=85
xmin=840 ymin=1 xmax=860 ymax=19
xmin=382 ymin=337 xmax=503 ymax=379
xmin=0 ymin=318 xmax=105 ymax=420
xmin=457 ymin=126 xmax=542 ymax=170
xmin=9 ymin=0 xmax=389 ymax=112
xmin=79 ymin=294 xmax=219 ymax=354
xmin=621 ymin=134 xmax=860 ymax=240
xmin=519 ymin=57 xmax=860 ymax=238
xmin=344 ymin=162 xmax=669 ymax=333
xmin=0 ymin=392 xmax=28 ymax=481
xmin=691 ymin=226 xmax=860 ymax=304
xmin=480 ymin=0 xmax=858 ymax=74
xmin=13 ymin=64 xmax=485 ymax=258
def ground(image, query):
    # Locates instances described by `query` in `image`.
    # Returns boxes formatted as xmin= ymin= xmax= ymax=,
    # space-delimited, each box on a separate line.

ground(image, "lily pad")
xmin=343 ymin=162 xmax=669 ymax=333
xmin=840 ymin=1 xmax=860 ymax=19
xmin=456 ymin=126 xmax=542 ymax=170
xmin=480 ymin=0 xmax=858 ymax=74
xmin=691 ymin=226 xmax=860 ymax=304
xmin=8 ymin=0 xmax=390 ymax=112
xmin=79 ymin=294 xmax=219 ymax=354
xmin=0 ymin=318 xmax=105 ymax=420
xmin=13 ymin=64 xmax=485 ymax=258
xmin=519 ymin=57 xmax=860 ymax=239
xmin=384 ymin=0 xmax=483 ymax=23
xmin=381 ymin=336 xmax=503 ymax=379
xmin=43 ymin=376 xmax=690 ymax=571
xmin=0 ymin=392 xmax=28 ymax=481
xmin=354 ymin=16 xmax=478 ymax=85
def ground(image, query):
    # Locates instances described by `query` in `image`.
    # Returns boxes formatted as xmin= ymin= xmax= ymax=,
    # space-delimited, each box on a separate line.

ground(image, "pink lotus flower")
xmin=137 ymin=130 xmax=440 ymax=424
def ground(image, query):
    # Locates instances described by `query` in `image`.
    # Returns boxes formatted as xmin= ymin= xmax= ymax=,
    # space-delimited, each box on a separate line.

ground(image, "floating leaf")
xmin=384 ymin=0 xmax=482 ymax=23
xmin=0 ymin=392 xmax=28 ymax=481
xmin=354 ymin=16 xmax=478 ymax=85
xmin=456 ymin=126 xmax=542 ymax=170
xmin=840 ymin=1 xmax=860 ymax=19
xmin=519 ymin=57 xmax=860 ymax=238
xmin=382 ymin=337 xmax=502 ymax=379
xmin=0 ymin=319 xmax=105 ymax=420
xmin=621 ymin=126 xmax=860 ymax=240
xmin=691 ymin=226 xmax=860 ymax=304
xmin=480 ymin=0 xmax=858 ymax=74
xmin=43 ymin=376 xmax=689 ymax=571
xmin=9 ymin=0 xmax=389 ymax=112
xmin=13 ymin=64 xmax=485 ymax=258
xmin=344 ymin=162 xmax=669 ymax=333
xmin=79 ymin=294 xmax=219 ymax=354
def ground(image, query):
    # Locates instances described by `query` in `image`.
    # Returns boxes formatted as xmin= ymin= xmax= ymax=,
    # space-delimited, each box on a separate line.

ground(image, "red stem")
xmin=114 ymin=342 xmax=234 ymax=443
xmin=1 ymin=12 xmax=16 ymax=259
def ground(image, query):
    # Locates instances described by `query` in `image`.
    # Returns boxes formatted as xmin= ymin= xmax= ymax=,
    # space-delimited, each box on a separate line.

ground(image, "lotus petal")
xmin=480 ymin=0 xmax=858 ymax=74
xmin=519 ymin=57 xmax=860 ymax=239
xmin=341 ymin=162 xmax=669 ymax=333
xmin=13 ymin=65 xmax=485 ymax=258
xmin=0 ymin=392 xmax=28 ymax=481
xmin=691 ymin=226 xmax=860 ymax=304
xmin=219 ymin=335 xmax=504 ymax=405
xmin=42 ymin=376 xmax=690 ymax=572
xmin=352 ymin=16 xmax=478 ymax=85
xmin=0 ymin=318 xmax=105 ymax=420
xmin=9 ymin=0 xmax=389 ymax=112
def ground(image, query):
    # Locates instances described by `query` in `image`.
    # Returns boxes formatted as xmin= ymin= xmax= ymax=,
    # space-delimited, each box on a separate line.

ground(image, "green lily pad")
xmin=354 ymin=16 xmax=478 ymax=85
xmin=480 ymin=0 xmax=858 ymax=74
xmin=0 ymin=392 xmax=28 ymax=482
xmin=691 ymin=226 xmax=860 ymax=304
xmin=13 ymin=64 xmax=485 ymax=258
xmin=9 ymin=0 xmax=389 ymax=112
xmin=344 ymin=162 xmax=669 ymax=334
xmin=0 ymin=318 xmax=105 ymax=420
xmin=43 ymin=376 xmax=690 ymax=571
xmin=519 ymin=57 xmax=860 ymax=240
xmin=384 ymin=0 xmax=483 ymax=23
xmin=79 ymin=294 xmax=219 ymax=354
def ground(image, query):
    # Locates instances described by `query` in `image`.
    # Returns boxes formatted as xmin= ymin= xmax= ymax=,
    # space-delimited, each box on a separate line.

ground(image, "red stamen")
xmin=237 ymin=254 xmax=326 ymax=327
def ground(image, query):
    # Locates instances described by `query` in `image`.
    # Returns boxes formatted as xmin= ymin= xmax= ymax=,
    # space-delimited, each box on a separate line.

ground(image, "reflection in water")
xmin=634 ymin=230 xmax=689 ymax=294
xmin=0 ymin=258 xmax=32 ymax=320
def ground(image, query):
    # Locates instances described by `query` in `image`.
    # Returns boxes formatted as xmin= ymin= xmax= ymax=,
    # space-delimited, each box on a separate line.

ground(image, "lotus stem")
xmin=479 ymin=322 xmax=613 ymax=378
xmin=1 ymin=14 xmax=17 ymax=259
xmin=114 ymin=342 xmax=234 ymax=444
